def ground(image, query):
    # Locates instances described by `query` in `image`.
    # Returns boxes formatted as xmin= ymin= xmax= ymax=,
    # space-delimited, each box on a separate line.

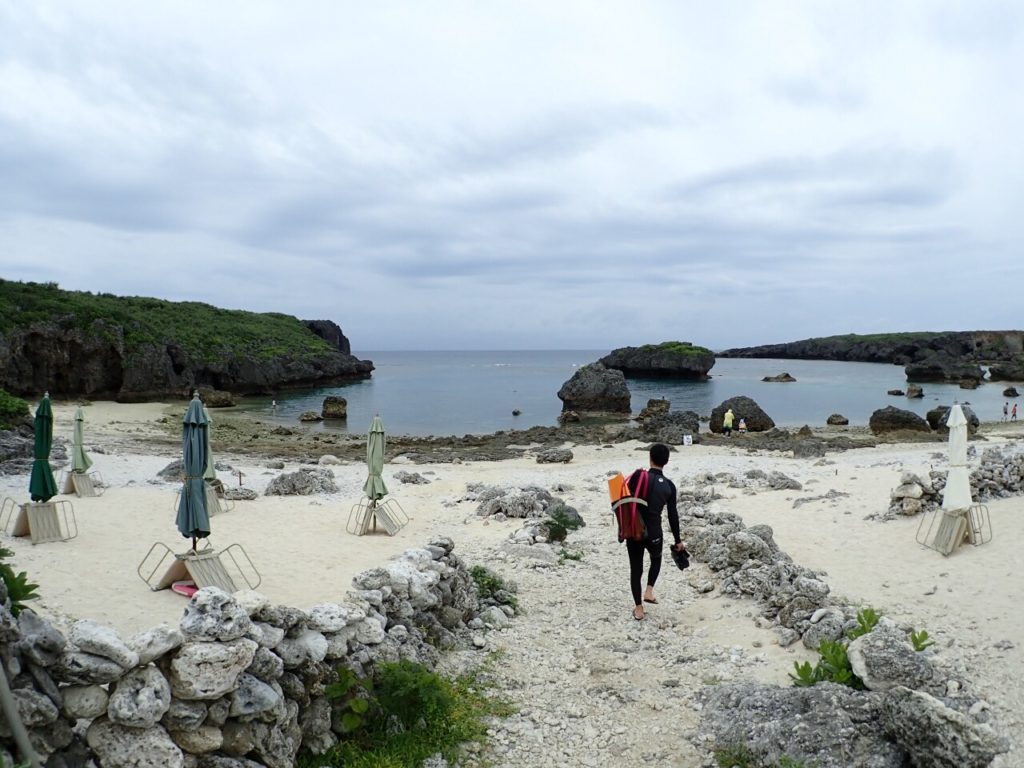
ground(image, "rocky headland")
xmin=720 ymin=331 xmax=1024 ymax=383
xmin=0 ymin=280 xmax=372 ymax=401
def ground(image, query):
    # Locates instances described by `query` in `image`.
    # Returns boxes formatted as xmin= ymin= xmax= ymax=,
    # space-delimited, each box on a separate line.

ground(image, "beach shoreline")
xmin=1 ymin=401 xmax=1021 ymax=765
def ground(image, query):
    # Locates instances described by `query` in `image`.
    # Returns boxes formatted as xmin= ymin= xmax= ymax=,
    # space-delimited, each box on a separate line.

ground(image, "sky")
xmin=1 ymin=2 xmax=1022 ymax=352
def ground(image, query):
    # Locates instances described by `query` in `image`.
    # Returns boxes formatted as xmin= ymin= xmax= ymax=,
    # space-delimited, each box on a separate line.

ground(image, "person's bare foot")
xmin=632 ymin=606 xmax=645 ymax=621
xmin=643 ymin=590 xmax=658 ymax=604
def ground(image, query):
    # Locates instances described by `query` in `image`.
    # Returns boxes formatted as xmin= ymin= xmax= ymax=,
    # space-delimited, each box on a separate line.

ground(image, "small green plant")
xmin=324 ymin=666 xmax=374 ymax=734
xmin=816 ymin=640 xmax=864 ymax=689
xmin=558 ymin=547 xmax=584 ymax=563
xmin=847 ymin=607 xmax=881 ymax=640
xmin=374 ymin=659 xmax=456 ymax=732
xmin=714 ymin=743 xmax=758 ymax=767
xmin=0 ymin=546 xmax=39 ymax=616
xmin=788 ymin=659 xmax=823 ymax=687
xmin=910 ymin=629 xmax=935 ymax=651
xmin=469 ymin=565 xmax=518 ymax=609
xmin=789 ymin=640 xmax=864 ymax=690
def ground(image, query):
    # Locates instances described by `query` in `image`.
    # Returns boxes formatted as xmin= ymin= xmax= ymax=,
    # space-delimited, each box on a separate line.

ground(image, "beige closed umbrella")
xmin=942 ymin=405 xmax=972 ymax=511
xmin=71 ymin=407 xmax=93 ymax=474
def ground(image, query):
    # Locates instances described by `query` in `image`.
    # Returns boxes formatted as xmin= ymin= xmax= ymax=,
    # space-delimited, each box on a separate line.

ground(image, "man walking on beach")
xmin=626 ymin=443 xmax=684 ymax=621
xmin=1004 ymin=403 xmax=1009 ymax=422
xmin=1013 ymin=404 xmax=1018 ymax=422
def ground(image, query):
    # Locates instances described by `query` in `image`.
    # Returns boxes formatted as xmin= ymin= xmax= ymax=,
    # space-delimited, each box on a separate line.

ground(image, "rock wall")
xmin=0 ymin=538 xmax=502 ymax=768
xmin=885 ymin=447 xmax=1024 ymax=519
xmin=678 ymin=488 xmax=1007 ymax=765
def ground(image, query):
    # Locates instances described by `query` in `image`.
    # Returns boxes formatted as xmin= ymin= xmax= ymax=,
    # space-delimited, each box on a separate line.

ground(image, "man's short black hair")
xmin=649 ymin=443 xmax=670 ymax=467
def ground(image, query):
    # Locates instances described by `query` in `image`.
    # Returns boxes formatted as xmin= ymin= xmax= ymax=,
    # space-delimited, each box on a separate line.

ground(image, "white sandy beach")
xmin=2 ymin=401 xmax=1022 ymax=765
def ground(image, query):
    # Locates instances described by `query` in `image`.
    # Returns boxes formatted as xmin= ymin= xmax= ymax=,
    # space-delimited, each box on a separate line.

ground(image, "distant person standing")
xmin=738 ymin=418 xmax=747 ymax=434
xmin=1004 ymin=403 xmax=1010 ymax=422
xmin=1013 ymin=404 xmax=1019 ymax=422
xmin=722 ymin=408 xmax=735 ymax=437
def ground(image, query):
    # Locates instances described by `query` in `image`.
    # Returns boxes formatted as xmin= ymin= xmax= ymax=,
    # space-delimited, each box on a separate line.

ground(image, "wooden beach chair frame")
xmin=172 ymin=483 xmax=235 ymax=518
xmin=346 ymin=497 xmax=409 ymax=536
xmin=137 ymin=540 xmax=261 ymax=592
xmin=61 ymin=469 xmax=106 ymax=498
xmin=1 ymin=499 xmax=78 ymax=545
xmin=916 ymin=503 xmax=993 ymax=556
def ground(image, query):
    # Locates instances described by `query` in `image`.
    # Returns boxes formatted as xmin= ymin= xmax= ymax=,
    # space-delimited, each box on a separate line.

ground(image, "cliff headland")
xmin=0 ymin=279 xmax=372 ymax=401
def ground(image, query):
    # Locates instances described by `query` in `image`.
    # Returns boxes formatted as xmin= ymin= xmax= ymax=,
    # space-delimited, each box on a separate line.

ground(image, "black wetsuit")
xmin=625 ymin=467 xmax=680 ymax=606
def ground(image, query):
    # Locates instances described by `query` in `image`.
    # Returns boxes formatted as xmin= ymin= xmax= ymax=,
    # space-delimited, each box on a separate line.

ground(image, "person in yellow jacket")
xmin=723 ymin=408 xmax=735 ymax=437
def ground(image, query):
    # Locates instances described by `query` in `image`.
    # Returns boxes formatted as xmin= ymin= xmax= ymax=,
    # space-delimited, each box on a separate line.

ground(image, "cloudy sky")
xmin=1 ymin=2 xmax=1021 ymax=352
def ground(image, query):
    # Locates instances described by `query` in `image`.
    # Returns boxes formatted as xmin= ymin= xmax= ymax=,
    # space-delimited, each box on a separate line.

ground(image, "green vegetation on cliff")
xmin=0 ymin=279 xmax=334 ymax=364
xmin=0 ymin=388 xmax=30 ymax=430
xmin=637 ymin=341 xmax=714 ymax=357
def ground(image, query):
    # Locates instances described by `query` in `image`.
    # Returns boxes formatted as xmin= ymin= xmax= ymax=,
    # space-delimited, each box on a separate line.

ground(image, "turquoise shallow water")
xmin=232 ymin=351 xmax=1021 ymax=437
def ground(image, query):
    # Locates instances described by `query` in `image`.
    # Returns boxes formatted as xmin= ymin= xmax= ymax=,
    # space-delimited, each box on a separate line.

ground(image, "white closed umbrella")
xmin=942 ymin=404 xmax=973 ymax=510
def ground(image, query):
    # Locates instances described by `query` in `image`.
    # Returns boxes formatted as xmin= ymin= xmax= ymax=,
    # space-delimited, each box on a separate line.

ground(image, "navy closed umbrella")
xmin=175 ymin=395 xmax=210 ymax=551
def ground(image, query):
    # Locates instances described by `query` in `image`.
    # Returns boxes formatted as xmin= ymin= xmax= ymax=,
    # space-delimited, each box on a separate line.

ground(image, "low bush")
xmin=305 ymin=657 xmax=514 ymax=768
xmin=0 ymin=546 xmax=40 ymax=616
xmin=0 ymin=388 xmax=30 ymax=430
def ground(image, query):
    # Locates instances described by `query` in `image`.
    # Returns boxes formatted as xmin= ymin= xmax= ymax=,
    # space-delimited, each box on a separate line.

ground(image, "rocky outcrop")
xmin=905 ymin=354 xmax=984 ymax=383
xmin=599 ymin=341 xmax=715 ymax=379
xmin=709 ymin=397 xmax=774 ymax=433
xmin=556 ymin=363 xmax=630 ymax=413
xmin=906 ymin=385 xmax=924 ymax=398
xmin=987 ymin=357 xmax=1024 ymax=382
xmin=320 ymin=397 xmax=347 ymax=420
xmin=762 ymin=372 xmax=796 ymax=382
xmin=869 ymin=407 xmax=931 ymax=435
xmin=635 ymin=399 xmax=701 ymax=445
xmin=926 ymin=405 xmax=979 ymax=435
xmin=826 ymin=414 xmax=849 ymax=426
xmin=720 ymin=330 xmax=1024 ymax=367
xmin=0 ymin=294 xmax=372 ymax=401
xmin=1003 ymin=387 xmax=1019 ymax=398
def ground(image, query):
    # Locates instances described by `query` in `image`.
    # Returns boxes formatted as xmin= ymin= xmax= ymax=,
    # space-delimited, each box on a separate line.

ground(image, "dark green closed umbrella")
xmin=363 ymin=415 xmax=388 ymax=502
xmin=175 ymin=395 xmax=210 ymax=550
xmin=28 ymin=394 xmax=57 ymax=503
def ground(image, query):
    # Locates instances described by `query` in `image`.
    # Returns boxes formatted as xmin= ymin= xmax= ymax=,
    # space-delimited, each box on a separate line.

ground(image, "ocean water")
xmin=232 ymin=351 xmax=1021 ymax=437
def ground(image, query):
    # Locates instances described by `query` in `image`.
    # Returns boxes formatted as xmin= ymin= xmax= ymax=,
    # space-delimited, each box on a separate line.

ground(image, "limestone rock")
xmin=847 ymin=627 xmax=938 ymax=692
xmin=556 ymin=363 xmax=631 ymax=413
xmin=264 ymin=468 xmax=338 ymax=496
xmin=170 ymin=724 xmax=224 ymax=754
xmin=18 ymin=610 xmax=66 ymax=667
xmin=130 ymin=624 xmax=183 ymax=665
xmin=107 ymin=666 xmax=172 ymax=728
xmin=762 ymin=372 xmax=796 ymax=382
xmin=826 ymin=413 xmax=849 ymax=426
xmin=86 ymin=719 xmax=184 ymax=768
xmin=169 ymin=640 xmax=258 ymax=701
xmin=181 ymin=588 xmax=253 ymax=642
xmin=710 ymin=396 xmax=774 ymax=433
xmin=62 ymin=684 xmax=110 ymax=720
xmin=321 ymin=396 xmax=347 ymax=419
xmin=869 ymin=406 xmax=930 ymax=435
xmin=69 ymin=619 xmax=139 ymax=670
xmin=229 ymin=673 xmax=282 ymax=718
xmin=881 ymin=686 xmax=1009 ymax=767
xmin=536 ymin=448 xmax=573 ymax=464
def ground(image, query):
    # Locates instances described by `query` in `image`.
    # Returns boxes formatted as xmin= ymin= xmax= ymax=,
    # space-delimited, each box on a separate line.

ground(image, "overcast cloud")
xmin=1 ymin=2 xmax=1021 ymax=351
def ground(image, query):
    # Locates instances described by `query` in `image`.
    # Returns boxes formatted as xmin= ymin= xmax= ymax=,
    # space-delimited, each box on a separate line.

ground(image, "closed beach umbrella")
xmin=175 ymin=395 xmax=210 ymax=550
xmin=202 ymin=406 xmax=216 ymax=481
xmin=363 ymin=415 xmax=388 ymax=502
xmin=71 ymin=407 xmax=93 ymax=474
xmin=29 ymin=394 xmax=58 ymax=503
xmin=942 ymin=404 xmax=972 ymax=511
